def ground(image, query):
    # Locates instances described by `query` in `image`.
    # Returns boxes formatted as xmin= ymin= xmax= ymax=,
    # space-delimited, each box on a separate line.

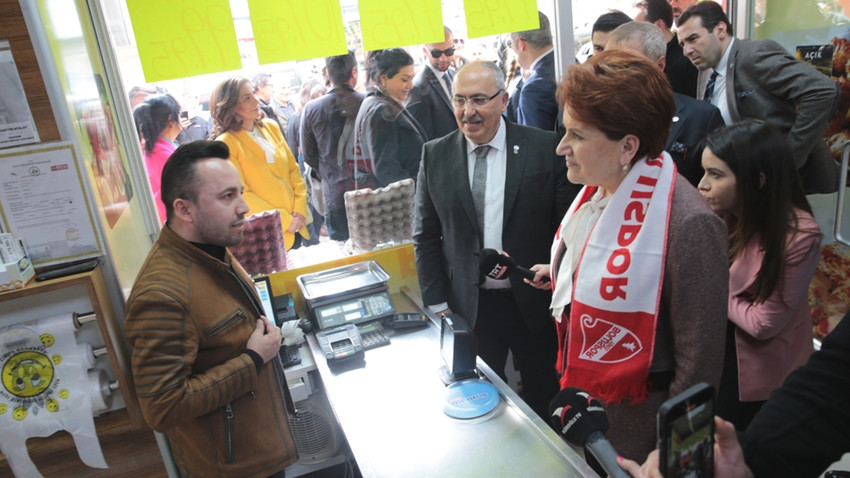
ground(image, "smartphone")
xmin=179 ymin=110 xmax=189 ymax=120
xmin=657 ymin=382 xmax=715 ymax=478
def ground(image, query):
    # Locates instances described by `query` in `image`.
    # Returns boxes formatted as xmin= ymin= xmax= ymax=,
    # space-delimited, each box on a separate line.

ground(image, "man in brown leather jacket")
xmin=125 ymin=140 xmax=298 ymax=477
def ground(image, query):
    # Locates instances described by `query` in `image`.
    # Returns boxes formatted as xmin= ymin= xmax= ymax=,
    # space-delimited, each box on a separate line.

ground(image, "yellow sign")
xmin=249 ymin=0 xmax=348 ymax=63
xmin=127 ymin=0 xmax=242 ymax=82
xmin=358 ymin=0 xmax=444 ymax=51
xmin=463 ymin=0 xmax=540 ymax=39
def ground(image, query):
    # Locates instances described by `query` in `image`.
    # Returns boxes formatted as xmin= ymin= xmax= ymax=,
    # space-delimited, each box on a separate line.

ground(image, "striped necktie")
xmin=703 ymin=69 xmax=719 ymax=102
xmin=471 ymin=145 xmax=490 ymax=245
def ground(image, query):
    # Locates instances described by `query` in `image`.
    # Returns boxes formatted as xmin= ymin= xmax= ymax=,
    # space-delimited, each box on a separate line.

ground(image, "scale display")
xmin=313 ymin=290 xmax=396 ymax=330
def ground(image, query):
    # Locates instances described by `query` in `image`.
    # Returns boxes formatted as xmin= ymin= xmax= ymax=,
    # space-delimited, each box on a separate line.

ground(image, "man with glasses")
xmin=413 ymin=61 xmax=579 ymax=420
xmin=508 ymin=11 xmax=558 ymax=131
xmin=408 ymin=26 xmax=458 ymax=140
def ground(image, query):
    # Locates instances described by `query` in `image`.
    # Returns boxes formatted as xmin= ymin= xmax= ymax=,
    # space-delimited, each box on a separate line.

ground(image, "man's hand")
xmin=617 ymin=417 xmax=755 ymax=478
xmin=246 ymin=318 xmax=282 ymax=364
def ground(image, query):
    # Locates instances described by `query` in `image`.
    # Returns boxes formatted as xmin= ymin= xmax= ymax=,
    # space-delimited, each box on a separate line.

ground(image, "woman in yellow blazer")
xmin=210 ymin=77 xmax=310 ymax=250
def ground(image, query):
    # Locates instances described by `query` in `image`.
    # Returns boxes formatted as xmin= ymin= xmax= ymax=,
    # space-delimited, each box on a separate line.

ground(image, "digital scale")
xmin=297 ymin=261 xmax=397 ymax=331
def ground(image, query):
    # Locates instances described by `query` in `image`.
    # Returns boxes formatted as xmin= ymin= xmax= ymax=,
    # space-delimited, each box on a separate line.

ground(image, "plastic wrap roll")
xmin=87 ymin=369 xmax=113 ymax=413
xmin=0 ymin=313 xmax=108 ymax=476
xmin=79 ymin=343 xmax=96 ymax=369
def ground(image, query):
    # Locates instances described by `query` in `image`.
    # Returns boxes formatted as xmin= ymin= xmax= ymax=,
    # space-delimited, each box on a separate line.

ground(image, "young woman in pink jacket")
xmin=699 ymin=119 xmax=822 ymax=431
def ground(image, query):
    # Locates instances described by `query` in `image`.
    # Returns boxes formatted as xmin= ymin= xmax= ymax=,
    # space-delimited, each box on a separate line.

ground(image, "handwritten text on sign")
xmin=250 ymin=0 xmax=348 ymax=63
xmin=464 ymin=0 xmax=540 ymax=39
xmin=128 ymin=0 xmax=241 ymax=82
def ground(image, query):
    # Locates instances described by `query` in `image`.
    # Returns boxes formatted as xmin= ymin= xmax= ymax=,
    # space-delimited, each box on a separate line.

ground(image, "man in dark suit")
xmin=508 ymin=11 xmax=558 ymax=131
xmin=677 ymin=2 xmax=841 ymax=193
xmin=407 ymin=26 xmax=457 ymax=141
xmin=638 ymin=0 xmax=699 ymax=98
xmin=607 ymin=21 xmax=724 ymax=186
xmin=413 ymin=61 xmax=578 ymax=420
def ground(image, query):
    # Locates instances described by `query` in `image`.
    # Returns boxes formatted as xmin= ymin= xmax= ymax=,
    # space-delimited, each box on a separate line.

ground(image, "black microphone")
xmin=549 ymin=387 xmax=630 ymax=478
xmin=478 ymin=248 xmax=549 ymax=283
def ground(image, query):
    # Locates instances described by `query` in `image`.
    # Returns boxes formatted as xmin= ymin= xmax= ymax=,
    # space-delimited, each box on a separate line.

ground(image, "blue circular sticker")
xmin=443 ymin=379 xmax=500 ymax=419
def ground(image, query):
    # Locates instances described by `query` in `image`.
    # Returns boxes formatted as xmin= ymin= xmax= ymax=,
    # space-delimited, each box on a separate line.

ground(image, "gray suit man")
xmin=678 ymin=2 xmax=841 ymax=193
xmin=413 ymin=61 xmax=578 ymax=419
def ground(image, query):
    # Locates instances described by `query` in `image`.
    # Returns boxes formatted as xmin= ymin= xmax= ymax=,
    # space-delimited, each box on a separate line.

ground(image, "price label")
xmin=464 ymin=0 xmax=539 ymax=39
xmin=249 ymin=0 xmax=348 ymax=64
xmin=128 ymin=0 xmax=242 ymax=82
xmin=359 ymin=0 xmax=444 ymax=51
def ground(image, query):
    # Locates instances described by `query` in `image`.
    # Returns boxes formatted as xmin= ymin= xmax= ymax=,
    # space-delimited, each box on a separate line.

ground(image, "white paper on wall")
xmin=0 ymin=314 xmax=107 ymax=477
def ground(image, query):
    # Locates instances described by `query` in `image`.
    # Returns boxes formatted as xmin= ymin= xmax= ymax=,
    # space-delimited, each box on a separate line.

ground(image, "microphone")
xmin=478 ymin=248 xmax=549 ymax=283
xmin=549 ymin=387 xmax=630 ymax=478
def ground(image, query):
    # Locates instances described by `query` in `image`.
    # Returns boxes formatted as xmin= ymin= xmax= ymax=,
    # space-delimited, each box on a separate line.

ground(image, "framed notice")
xmin=0 ymin=142 xmax=102 ymax=265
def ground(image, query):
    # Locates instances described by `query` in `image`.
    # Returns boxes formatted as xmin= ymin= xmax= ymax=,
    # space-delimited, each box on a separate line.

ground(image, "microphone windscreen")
xmin=478 ymin=248 xmax=516 ymax=280
xmin=548 ymin=387 xmax=609 ymax=446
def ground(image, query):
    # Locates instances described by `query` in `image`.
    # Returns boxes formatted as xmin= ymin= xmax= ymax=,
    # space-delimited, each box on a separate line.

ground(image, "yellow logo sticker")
xmin=39 ymin=333 xmax=55 ymax=348
xmin=1 ymin=351 xmax=55 ymax=398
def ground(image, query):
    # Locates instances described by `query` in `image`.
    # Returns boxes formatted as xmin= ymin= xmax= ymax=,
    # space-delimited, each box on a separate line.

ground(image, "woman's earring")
xmin=622 ymin=163 xmax=628 ymax=171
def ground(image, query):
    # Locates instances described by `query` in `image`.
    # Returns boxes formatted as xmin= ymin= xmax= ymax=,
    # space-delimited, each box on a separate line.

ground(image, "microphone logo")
xmin=578 ymin=315 xmax=642 ymax=364
xmin=552 ymin=406 xmax=582 ymax=435
xmin=486 ymin=263 xmax=508 ymax=280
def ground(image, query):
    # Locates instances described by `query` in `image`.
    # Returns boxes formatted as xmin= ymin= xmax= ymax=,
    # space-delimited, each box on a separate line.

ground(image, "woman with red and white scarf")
xmin=527 ymin=49 xmax=728 ymax=464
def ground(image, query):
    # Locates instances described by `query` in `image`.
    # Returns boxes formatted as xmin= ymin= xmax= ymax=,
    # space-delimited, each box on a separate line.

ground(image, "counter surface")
xmin=306 ymin=293 xmax=599 ymax=478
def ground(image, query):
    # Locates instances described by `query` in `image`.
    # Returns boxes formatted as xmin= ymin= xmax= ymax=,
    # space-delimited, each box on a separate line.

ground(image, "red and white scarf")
xmin=550 ymin=153 xmax=676 ymax=404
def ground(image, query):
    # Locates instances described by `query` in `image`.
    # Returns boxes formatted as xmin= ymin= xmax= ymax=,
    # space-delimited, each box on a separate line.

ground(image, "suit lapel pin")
xmin=513 ymin=145 xmax=520 ymax=155
xmin=673 ymin=116 xmax=680 ymax=122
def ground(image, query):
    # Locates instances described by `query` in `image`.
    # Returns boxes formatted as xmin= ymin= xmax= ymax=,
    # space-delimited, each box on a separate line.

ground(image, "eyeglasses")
xmin=451 ymin=89 xmax=503 ymax=108
xmin=430 ymin=47 xmax=456 ymax=58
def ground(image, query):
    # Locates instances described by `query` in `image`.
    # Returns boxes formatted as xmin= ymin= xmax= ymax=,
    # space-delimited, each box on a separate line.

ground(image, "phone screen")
xmin=659 ymin=384 xmax=714 ymax=478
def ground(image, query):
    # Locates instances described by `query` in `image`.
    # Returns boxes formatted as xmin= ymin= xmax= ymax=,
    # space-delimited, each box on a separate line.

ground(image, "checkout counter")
xmin=272 ymin=245 xmax=599 ymax=477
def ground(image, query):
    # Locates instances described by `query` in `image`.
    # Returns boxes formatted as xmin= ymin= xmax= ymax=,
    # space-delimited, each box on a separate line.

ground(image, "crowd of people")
xmin=123 ymin=2 xmax=849 ymax=477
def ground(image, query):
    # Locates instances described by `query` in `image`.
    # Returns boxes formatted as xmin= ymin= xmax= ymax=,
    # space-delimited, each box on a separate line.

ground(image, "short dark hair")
xmin=161 ymin=140 xmax=230 ymax=221
xmin=326 ymin=50 xmax=357 ymax=85
xmin=592 ymin=11 xmax=632 ymax=35
xmin=510 ymin=11 xmax=553 ymax=48
xmin=251 ymin=72 xmax=272 ymax=93
xmin=644 ymin=0 xmax=674 ymax=29
xmin=365 ymin=48 xmax=413 ymax=85
xmin=676 ymin=1 xmax=733 ymax=36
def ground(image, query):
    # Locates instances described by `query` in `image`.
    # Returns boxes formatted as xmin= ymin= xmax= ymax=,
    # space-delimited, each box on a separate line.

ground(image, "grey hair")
xmin=455 ymin=61 xmax=506 ymax=92
xmin=510 ymin=11 xmax=552 ymax=49
xmin=607 ymin=21 xmax=667 ymax=63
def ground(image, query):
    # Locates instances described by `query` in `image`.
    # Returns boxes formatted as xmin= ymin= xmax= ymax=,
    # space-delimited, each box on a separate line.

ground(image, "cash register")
xmin=297 ymin=261 xmax=397 ymax=365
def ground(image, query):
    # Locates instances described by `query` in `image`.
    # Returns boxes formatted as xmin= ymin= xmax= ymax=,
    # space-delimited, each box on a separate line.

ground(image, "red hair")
xmin=557 ymin=49 xmax=674 ymax=160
